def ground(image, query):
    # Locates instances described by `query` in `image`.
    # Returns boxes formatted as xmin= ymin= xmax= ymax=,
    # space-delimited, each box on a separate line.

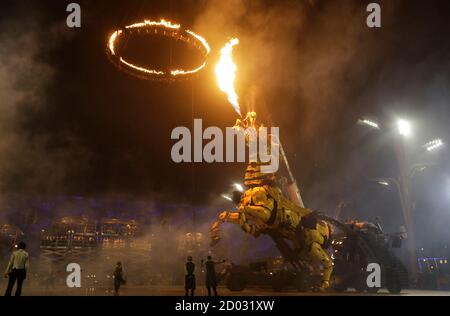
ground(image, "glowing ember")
xmin=215 ymin=38 xmax=241 ymax=116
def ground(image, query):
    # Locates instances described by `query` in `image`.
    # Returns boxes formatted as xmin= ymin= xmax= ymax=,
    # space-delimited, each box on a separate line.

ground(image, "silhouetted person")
xmin=202 ymin=256 xmax=225 ymax=296
xmin=113 ymin=261 xmax=125 ymax=296
xmin=4 ymin=242 xmax=29 ymax=296
xmin=185 ymin=256 xmax=196 ymax=296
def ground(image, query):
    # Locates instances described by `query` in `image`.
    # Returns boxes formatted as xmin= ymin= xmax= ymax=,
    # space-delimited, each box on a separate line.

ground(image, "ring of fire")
xmin=106 ymin=19 xmax=210 ymax=82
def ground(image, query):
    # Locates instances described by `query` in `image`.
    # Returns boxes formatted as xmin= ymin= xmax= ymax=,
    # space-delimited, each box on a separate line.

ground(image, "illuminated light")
xmin=106 ymin=19 xmax=210 ymax=82
xmin=215 ymin=38 xmax=241 ymax=116
xmin=221 ymin=194 xmax=232 ymax=201
xmin=378 ymin=181 xmax=390 ymax=186
xmin=397 ymin=119 xmax=412 ymax=137
xmin=358 ymin=118 xmax=380 ymax=129
xmin=234 ymin=183 xmax=244 ymax=192
xmin=417 ymin=166 xmax=427 ymax=172
xmin=425 ymin=138 xmax=444 ymax=152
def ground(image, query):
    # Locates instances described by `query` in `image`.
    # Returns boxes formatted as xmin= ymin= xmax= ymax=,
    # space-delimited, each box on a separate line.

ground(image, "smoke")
xmin=192 ymin=0 xmax=407 ymax=213
xmin=1 ymin=1 xmax=448 ymax=272
xmin=193 ymin=0 xmax=391 ymax=136
xmin=0 ymin=8 xmax=90 ymax=219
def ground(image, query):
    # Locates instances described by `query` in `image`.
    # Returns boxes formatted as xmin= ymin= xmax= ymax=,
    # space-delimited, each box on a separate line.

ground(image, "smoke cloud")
xmin=192 ymin=0 xmax=450 ymax=222
xmin=0 ymin=8 xmax=92 ymax=222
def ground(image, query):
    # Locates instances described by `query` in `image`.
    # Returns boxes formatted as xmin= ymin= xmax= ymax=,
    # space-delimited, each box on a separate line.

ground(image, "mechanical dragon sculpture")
xmin=210 ymin=113 xmax=333 ymax=291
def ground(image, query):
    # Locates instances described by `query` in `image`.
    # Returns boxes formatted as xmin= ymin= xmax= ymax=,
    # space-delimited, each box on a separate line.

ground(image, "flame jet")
xmin=215 ymin=38 xmax=241 ymax=116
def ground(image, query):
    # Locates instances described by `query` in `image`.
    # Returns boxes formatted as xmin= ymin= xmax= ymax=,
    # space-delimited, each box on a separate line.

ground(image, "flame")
xmin=107 ymin=20 xmax=210 ymax=80
xmin=119 ymin=57 xmax=164 ymax=75
xmin=125 ymin=19 xmax=180 ymax=30
xmin=171 ymin=62 xmax=207 ymax=76
xmin=215 ymin=38 xmax=241 ymax=116
xmin=186 ymin=30 xmax=211 ymax=55
xmin=108 ymin=30 xmax=122 ymax=56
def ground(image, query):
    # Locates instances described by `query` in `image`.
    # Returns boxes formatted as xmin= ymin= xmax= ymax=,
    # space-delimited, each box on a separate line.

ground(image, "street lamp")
xmin=233 ymin=183 xmax=244 ymax=192
xmin=424 ymin=138 xmax=444 ymax=152
xmin=397 ymin=119 xmax=412 ymax=137
xmin=221 ymin=194 xmax=232 ymax=201
xmin=359 ymin=115 xmax=442 ymax=286
xmin=358 ymin=118 xmax=380 ymax=129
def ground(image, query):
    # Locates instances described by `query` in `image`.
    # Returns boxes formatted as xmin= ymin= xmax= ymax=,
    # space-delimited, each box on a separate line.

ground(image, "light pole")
xmin=369 ymin=163 xmax=433 ymax=286
xmin=393 ymin=119 xmax=418 ymax=285
xmin=424 ymin=138 xmax=444 ymax=152
xmin=359 ymin=116 xmax=444 ymax=286
xmin=233 ymin=183 xmax=244 ymax=193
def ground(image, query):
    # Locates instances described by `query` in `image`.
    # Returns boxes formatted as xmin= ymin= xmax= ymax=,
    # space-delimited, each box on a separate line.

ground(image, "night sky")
xmin=1 ymin=0 xmax=450 ymax=248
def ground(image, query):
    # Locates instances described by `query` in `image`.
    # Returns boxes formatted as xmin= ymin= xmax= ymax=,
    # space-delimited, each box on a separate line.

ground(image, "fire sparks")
xmin=215 ymin=38 xmax=241 ymax=116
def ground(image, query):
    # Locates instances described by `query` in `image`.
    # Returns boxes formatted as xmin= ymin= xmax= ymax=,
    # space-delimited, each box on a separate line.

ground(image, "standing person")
xmin=202 ymin=256 xmax=225 ymax=296
xmin=4 ymin=242 xmax=29 ymax=296
xmin=185 ymin=256 xmax=196 ymax=296
xmin=113 ymin=261 xmax=126 ymax=296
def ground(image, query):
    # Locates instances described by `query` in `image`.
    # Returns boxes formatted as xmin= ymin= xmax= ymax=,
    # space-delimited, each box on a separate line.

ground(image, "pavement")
xmin=1 ymin=283 xmax=449 ymax=296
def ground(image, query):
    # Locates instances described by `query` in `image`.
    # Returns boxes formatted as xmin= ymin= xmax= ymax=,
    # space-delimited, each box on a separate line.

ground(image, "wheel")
xmin=386 ymin=269 xmax=402 ymax=294
xmin=331 ymin=274 xmax=348 ymax=292
xmin=386 ymin=279 xmax=402 ymax=294
xmin=367 ymin=287 xmax=379 ymax=294
xmin=333 ymin=284 xmax=348 ymax=292
xmin=294 ymin=273 xmax=308 ymax=292
xmin=353 ymin=274 xmax=369 ymax=292
xmin=270 ymin=272 xmax=285 ymax=292
xmin=270 ymin=271 xmax=294 ymax=292
xmin=226 ymin=273 xmax=247 ymax=292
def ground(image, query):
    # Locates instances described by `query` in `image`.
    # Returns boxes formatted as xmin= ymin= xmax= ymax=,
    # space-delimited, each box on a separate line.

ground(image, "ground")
xmin=1 ymin=282 xmax=449 ymax=296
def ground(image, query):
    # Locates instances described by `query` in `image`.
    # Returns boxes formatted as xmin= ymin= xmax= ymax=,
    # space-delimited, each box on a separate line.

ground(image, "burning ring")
xmin=106 ymin=19 xmax=210 ymax=82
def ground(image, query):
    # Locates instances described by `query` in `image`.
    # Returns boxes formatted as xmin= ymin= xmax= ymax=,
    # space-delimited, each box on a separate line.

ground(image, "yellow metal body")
xmin=211 ymin=162 xmax=333 ymax=289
